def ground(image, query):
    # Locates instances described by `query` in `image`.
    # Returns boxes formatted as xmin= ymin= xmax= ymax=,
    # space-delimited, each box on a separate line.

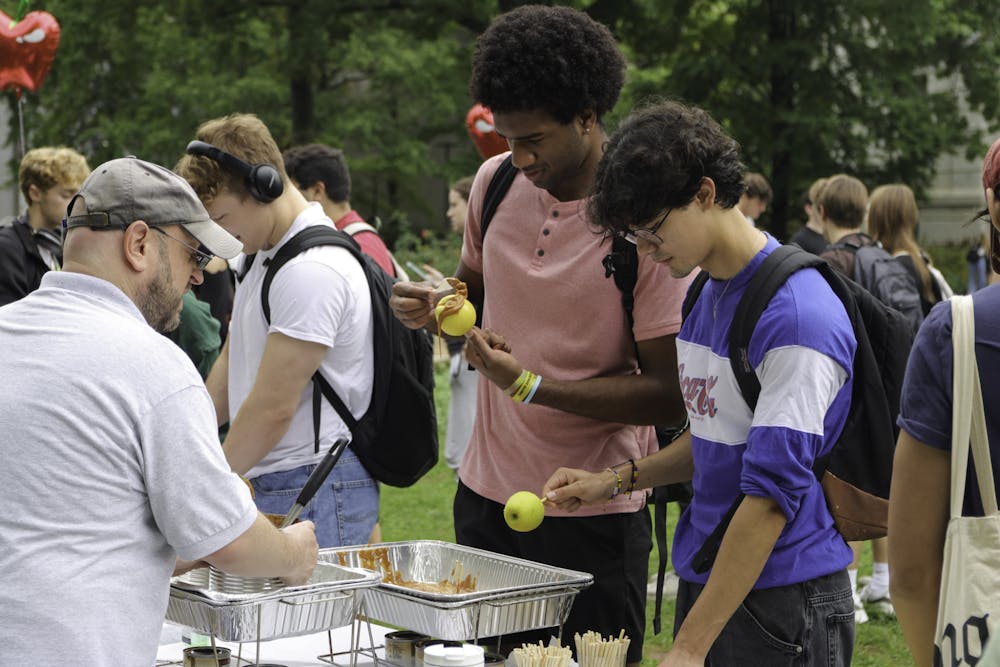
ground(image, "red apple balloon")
xmin=465 ymin=104 xmax=508 ymax=160
xmin=0 ymin=10 xmax=61 ymax=95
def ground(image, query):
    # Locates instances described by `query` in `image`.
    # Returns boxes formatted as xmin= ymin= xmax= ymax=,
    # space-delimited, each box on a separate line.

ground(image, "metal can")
xmin=183 ymin=645 xmax=232 ymax=666
xmin=384 ymin=630 xmax=431 ymax=666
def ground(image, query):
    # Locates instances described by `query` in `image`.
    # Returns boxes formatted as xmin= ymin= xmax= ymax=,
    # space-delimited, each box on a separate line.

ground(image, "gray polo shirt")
xmin=0 ymin=271 xmax=256 ymax=667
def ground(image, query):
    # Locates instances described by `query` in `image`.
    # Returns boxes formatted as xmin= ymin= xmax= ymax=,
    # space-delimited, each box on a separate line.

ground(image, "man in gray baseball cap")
xmin=0 ymin=155 xmax=317 ymax=667
xmin=64 ymin=156 xmax=243 ymax=261
xmin=60 ymin=156 xmax=242 ymax=333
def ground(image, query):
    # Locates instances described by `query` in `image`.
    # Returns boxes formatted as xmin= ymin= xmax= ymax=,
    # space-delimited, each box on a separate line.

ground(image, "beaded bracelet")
xmin=626 ymin=459 xmax=639 ymax=497
xmin=606 ymin=467 xmax=624 ymax=500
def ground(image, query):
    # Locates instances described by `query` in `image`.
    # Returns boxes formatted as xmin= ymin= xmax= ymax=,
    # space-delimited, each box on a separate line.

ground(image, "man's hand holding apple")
xmin=389 ymin=282 xmax=436 ymax=330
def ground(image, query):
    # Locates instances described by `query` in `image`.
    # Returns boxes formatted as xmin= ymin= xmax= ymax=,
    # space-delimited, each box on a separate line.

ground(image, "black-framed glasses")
xmin=152 ymin=226 xmax=214 ymax=270
xmin=623 ymin=207 xmax=672 ymax=246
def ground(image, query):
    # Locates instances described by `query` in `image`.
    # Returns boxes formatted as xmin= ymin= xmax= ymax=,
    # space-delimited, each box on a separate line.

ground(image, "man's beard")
xmin=137 ymin=243 xmax=183 ymax=333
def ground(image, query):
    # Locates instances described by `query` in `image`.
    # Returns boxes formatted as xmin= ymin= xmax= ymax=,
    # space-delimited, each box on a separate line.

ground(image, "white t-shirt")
xmin=0 ymin=271 xmax=257 ymax=667
xmin=229 ymin=203 xmax=374 ymax=478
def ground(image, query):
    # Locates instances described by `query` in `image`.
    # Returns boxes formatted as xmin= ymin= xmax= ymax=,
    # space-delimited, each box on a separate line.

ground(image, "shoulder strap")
xmin=341 ymin=220 xmax=379 ymax=237
xmin=259 ymin=226 xmax=365 ymax=453
xmin=260 ymin=226 xmax=359 ymax=323
xmin=692 ymin=245 xmax=840 ymax=574
xmin=681 ymin=270 xmax=711 ymax=321
xmin=236 ymin=254 xmax=255 ymax=283
xmin=600 ymin=235 xmax=640 ymax=329
xmin=480 ymin=155 xmax=516 ymax=241
xmin=728 ymin=245 xmax=824 ymax=411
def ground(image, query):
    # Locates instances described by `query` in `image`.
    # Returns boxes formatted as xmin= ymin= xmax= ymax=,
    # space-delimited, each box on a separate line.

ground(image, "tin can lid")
xmin=423 ymin=643 xmax=485 ymax=667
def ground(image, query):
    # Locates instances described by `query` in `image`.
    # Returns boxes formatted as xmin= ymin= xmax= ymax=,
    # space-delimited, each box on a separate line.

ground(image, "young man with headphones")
xmin=176 ymin=113 xmax=379 ymax=548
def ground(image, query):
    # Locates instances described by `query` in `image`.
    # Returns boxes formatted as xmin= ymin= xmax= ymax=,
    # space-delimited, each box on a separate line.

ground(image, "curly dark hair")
xmin=589 ymin=101 xmax=746 ymax=234
xmin=470 ymin=5 xmax=625 ymax=124
xmin=283 ymin=143 xmax=351 ymax=202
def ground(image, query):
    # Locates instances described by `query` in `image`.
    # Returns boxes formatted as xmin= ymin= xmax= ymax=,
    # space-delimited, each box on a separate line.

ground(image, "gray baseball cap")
xmin=64 ymin=156 xmax=243 ymax=260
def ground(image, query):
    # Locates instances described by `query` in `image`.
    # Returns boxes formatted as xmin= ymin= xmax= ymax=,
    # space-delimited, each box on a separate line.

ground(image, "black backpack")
xmin=682 ymin=244 xmax=913 ymax=574
xmin=833 ymin=238 xmax=923 ymax=332
xmin=247 ymin=226 xmax=438 ymax=488
xmin=481 ymin=154 xmax=688 ymax=633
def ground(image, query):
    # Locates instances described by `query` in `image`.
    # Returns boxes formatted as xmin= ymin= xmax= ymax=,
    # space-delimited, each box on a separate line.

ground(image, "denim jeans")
xmin=675 ymin=570 xmax=855 ymax=666
xmin=249 ymin=446 xmax=379 ymax=548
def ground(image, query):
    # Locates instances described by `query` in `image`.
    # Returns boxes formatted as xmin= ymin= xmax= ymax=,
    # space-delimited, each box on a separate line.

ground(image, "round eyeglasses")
xmin=623 ymin=208 xmax=672 ymax=246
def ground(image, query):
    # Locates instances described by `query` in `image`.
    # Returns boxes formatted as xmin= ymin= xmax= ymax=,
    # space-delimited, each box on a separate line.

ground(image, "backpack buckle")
xmin=602 ymin=252 xmax=617 ymax=278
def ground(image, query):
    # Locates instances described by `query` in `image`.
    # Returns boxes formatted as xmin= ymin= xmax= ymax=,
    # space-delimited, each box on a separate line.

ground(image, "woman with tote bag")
xmin=889 ymin=139 xmax=1000 ymax=667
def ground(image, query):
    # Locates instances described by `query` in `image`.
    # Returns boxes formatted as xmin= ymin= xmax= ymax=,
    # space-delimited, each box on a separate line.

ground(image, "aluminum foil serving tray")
xmin=166 ymin=562 xmax=380 ymax=642
xmin=320 ymin=540 xmax=593 ymax=641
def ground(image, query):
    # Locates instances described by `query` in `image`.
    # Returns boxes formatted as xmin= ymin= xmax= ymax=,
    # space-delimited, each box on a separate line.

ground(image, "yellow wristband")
xmin=511 ymin=372 xmax=537 ymax=402
xmin=504 ymin=369 xmax=531 ymax=397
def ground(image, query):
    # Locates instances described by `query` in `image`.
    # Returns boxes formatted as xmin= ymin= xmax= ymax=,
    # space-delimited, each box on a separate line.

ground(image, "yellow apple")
xmin=435 ymin=295 xmax=477 ymax=336
xmin=503 ymin=491 xmax=545 ymax=532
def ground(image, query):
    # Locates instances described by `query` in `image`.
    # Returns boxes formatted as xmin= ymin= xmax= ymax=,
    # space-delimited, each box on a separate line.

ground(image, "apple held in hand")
xmin=435 ymin=295 xmax=477 ymax=336
xmin=503 ymin=491 xmax=545 ymax=532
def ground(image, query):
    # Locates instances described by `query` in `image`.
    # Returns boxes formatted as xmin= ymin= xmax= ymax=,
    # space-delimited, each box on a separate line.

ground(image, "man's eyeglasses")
xmin=152 ymin=226 xmax=214 ymax=270
xmin=623 ymin=208 xmax=672 ymax=246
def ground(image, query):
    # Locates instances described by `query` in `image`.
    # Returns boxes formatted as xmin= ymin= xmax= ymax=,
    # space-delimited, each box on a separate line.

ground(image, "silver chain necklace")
xmin=713 ymin=279 xmax=733 ymax=319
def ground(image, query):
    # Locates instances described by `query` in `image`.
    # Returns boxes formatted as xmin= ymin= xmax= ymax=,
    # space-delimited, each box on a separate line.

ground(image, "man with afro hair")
xmin=390 ymin=6 xmax=691 ymax=664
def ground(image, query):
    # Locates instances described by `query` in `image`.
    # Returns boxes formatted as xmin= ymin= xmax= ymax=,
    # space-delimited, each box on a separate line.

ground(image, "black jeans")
xmin=674 ymin=569 xmax=855 ymax=666
xmin=454 ymin=481 xmax=649 ymax=664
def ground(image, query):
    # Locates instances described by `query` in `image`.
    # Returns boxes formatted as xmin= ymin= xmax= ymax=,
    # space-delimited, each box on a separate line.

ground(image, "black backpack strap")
xmin=236 ymin=253 xmax=256 ymax=283
xmin=475 ymin=154 xmax=517 ymax=328
xmin=601 ymin=235 xmax=640 ymax=329
xmin=480 ymin=154 xmax=516 ymax=240
xmin=260 ymin=226 xmax=365 ymax=452
xmin=681 ymin=270 xmax=711 ymax=321
xmin=727 ymin=245 xmax=824 ymax=411
xmin=691 ymin=245 xmax=825 ymax=573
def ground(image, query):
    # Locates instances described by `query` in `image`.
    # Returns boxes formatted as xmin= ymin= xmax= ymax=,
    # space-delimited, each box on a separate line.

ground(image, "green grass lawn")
xmin=382 ymin=363 xmax=914 ymax=666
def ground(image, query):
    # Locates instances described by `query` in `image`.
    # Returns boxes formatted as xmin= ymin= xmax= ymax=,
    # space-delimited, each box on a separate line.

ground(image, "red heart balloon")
xmin=0 ymin=10 xmax=61 ymax=94
xmin=465 ymin=104 xmax=509 ymax=160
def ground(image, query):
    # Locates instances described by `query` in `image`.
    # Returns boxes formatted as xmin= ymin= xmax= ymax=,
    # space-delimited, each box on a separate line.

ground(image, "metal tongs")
xmin=279 ymin=437 xmax=350 ymax=528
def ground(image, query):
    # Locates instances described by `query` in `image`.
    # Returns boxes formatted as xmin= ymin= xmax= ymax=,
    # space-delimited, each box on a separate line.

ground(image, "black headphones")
xmin=186 ymin=140 xmax=284 ymax=204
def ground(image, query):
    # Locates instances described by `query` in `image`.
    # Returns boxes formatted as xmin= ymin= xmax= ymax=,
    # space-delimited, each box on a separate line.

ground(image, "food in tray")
xmin=434 ymin=277 xmax=476 ymax=336
xmin=337 ymin=546 xmax=478 ymax=594
xmin=511 ymin=641 xmax=572 ymax=667
xmin=574 ymin=630 xmax=631 ymax=667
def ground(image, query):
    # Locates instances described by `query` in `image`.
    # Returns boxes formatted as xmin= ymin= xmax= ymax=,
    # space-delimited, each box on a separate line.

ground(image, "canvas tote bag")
xmin=933 ymin=295 xmax=1000 ymax=666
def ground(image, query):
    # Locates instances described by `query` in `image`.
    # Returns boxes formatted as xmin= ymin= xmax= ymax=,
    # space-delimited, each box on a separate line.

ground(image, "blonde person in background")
xmin=868 ymin=184 xmax=953 ymax=316
xmin=847 ymin=183 xmax=954 ymax=622
xmin=0 ymin=147 xmax=89 ymax=305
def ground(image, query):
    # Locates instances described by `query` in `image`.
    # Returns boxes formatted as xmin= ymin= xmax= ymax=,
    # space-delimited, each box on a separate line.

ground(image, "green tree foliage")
xmin=8 ymin=0 xmax=490 ymax=236
xmin=6 ymin=1 xmax=1000 ymax=240
xmin=600 ymin=0 xmax=1000 ymax=238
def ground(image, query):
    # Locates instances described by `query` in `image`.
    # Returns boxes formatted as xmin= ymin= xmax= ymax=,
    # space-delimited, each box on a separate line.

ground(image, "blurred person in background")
xmin=0 ymin=146 xmax=89 ymax=305
xmin=868 ymin=184 xmax=952 ymax=316
xmin=442 ymin=175 xmax=477 ymax=474
xmin=789 ymin=177 xmax=829 ymax=255
xmin=736 ymin=171 xmax=771 ymax=226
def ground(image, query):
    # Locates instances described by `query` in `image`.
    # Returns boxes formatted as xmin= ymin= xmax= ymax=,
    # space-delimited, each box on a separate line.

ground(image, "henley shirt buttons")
xmin=542 ymin=229 xmax=550 ymax=235
xmin=552 ymin=210 xmax=559 ymax=217
xmin=537 ymin=249 xmax=545 ymax=257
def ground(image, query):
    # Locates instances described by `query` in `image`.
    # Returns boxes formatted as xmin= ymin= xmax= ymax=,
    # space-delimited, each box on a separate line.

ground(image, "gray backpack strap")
xmin=341 ymin=221 xmax=409 ymax=281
